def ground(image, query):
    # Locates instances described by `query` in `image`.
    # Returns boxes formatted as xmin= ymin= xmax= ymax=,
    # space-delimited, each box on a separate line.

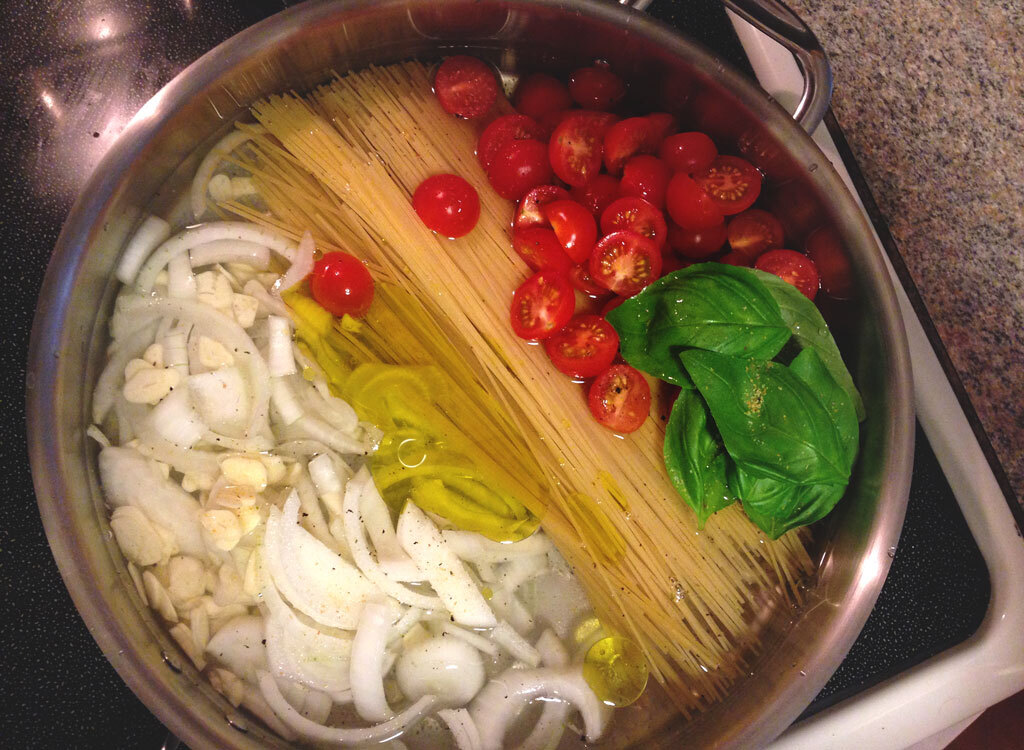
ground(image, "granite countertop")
xmin=788 ymin=0 xmax=1024 ymax=507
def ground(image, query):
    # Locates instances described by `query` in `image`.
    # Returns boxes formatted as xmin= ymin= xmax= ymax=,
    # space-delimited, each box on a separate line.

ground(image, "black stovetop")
xmin=0 ymin=1 xmax=990 ymax=747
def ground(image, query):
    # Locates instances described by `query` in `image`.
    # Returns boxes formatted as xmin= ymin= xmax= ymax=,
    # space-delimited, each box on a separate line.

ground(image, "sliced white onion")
xmin=190 ymin=239 xmax=270 ymax=270
xmin=273 ymin=230 xmax=315 ymax=297
xmin=145 ymin=387 xmax=207 ymax=448
xmin=271 ymin=378 xmax=305 ymax=426
xmin=308 ymin=452 xmax=343 ymax=496
xmin=360 ymin=479 xmax=421 ymax=582
xmin=266 ymin=315 xmax=297 ymax=377
xmin=242 ymin=681 xmax=298 ymax=742
xmin=397 ymin=503 xmax=496 ymax=628
xmin=133 ymin=435 xmax=221 ymax=479
xmin=470 ymin=667 xmax=610 ymax=750
xmin=93 ymin=321 xmax=158 ymax=423
xmin=395 ymin=637 xmax=485 ymax=707
xmin=167 ymin=251 xmax=197 ymax=300
xmin=489 ymin=621 xmax=541 ymax=667
xmin=117 ymin=215 xmax=171 ymax=285
xmin=257 ymin=670 xmax=438 ymax=745
xmin=205 ymin=614 xmax=266 ymax=681
xmin=496 ymin=554 xmax=549 ymax=592
xmin=387 ymin=607 xmax=423 ymax=645
xmin=244 ymin=278 xmax=292 ymax=318
xmin=191 ymin=127 xmax=266 ymax=219
xmin=438 ymin=708 xmax=483 ymax=750
xmin=349 ymin=600 xmax=396 ymax=722
xmin=188 ymin=367 xmax=250 ymax=437
xmin=291 ymin=414 xmax=366 ymax=455
xmin=263 ymin=491 xmax=379 ymax=630
xmin=440 ymin=530 xmax=552 ymax=565
xmin=440 ymin=623 xmax=499 ymax=658
xmin=520 ymin=630 xmax=572 ymax=750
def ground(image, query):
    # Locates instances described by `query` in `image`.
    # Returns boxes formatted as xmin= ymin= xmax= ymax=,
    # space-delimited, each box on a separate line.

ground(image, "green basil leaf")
xmin=664 ymin=389 xmax=735 ymax=528
xmin=680 ymin=349 xmax=852 ymax=486
xmin=752 ymin=269 xmax=865 ymax=420
xmin=728 ymin=462 xmax=847 ymax=539
xmin=607 ymin=264 xmax=792 ymax=387
xmin=788 ymin=348 xmax=859 ymax=468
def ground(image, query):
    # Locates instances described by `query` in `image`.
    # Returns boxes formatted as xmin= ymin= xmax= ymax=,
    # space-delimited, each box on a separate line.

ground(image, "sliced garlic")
xmin=209 ymin=667 xmax=246 ymax=707
xmin=123 ymin=358 xmax=154 ymax=382
xmin=201 ymin=509 xmax=243 ymax=551
xmin=169 ymin=623 xmax=207 ymax=671
xmin=123 ymin=367 xmax=181 ymax=405
xmin=197 ymin=335 xmax=235 ymax=369
xmin=220 ymin=456 xmax=268 ymax=491
xmin=231 ymin=293 xmax=260 ymax=328
xmin=167 ymin=555 xmax=207 ymax=604
xmin=110 ymin=506 xmax=163 ymax=567
xmin=142 ymin=343 xmax=165 ymax=369
xmin=196 ymin=271 xmax=233 ymax=312
xmin=190 ymin=606 xmax=211 ymax=653
xmin=182 ymin=471 xmax=216 ymax=494
xmin=142 ymin=570 xmax=178 ymax=623
xmin=261 ymin=454 xmax=287 ymax=485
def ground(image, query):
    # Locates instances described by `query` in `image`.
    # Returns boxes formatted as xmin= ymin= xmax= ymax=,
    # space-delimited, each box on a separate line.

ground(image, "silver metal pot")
xmin=26 ymin=0 xmax=914 ymax=747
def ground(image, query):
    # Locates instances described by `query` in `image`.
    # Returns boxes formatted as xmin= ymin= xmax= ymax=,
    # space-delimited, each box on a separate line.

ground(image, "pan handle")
xmin=619 ymin=0 xmax=833 ymax=132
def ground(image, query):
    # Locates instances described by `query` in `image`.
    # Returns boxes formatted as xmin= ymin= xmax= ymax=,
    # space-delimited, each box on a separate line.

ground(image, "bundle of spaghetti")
xmin=236 ymin=61 xmax=815 ymax=714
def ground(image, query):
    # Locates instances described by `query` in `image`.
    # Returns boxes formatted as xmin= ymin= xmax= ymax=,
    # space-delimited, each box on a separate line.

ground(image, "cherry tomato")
xmin=434 ymin=56 xmax=499 ymax=119
xmin=569 ymin=263 xmax=610 ymax=298
xmin=549 ymin=111 xmax=618 ymax=187
xmin=660 ymin=248 xmax=689 ymax=276
xmin=568 ymin=65 xmax=626 ymax=110
xmin=514 ymin=185 xmax=571 ymax=229
xmin=755 ymin=249 xmax=820 ymax=300
xmin=603 ymin=117 xmax=654 ymax=175
xmin=589 ymin=230 xmax=662 ymax=297
xmin=311 ymin=251 xmax=375 ymax=318
xmin=412 ymin=174 xmax=481 ymax=238
xmin=542 ymin=199 xmax=597 ymax=263
xmin=666 ymin=172 xmax=724 ymax=231
xmin=513 ymin=73 xmax=572 ymax=121
xmin=805 ymin=226 xmax=854 ymax=299
xmin=658 ymin=132 xmax=718 ymax=174
xmin=600 ymin=295 xmax=626 ymax=317
xmin=537 ymin=108 xmax=574 ymax=140
xmin=727 ymin=208 xmax=784 ymax=260
xmin=694 ymin=155 xmax=762 ymax=215
xmin=619 ymin=155 xmax=671 ymax=210
xmin=719 ymin=251 xmax=752 ymax=267
xmin=600 ymin=197 xmax=668 ymax=248
xmin=543 ymin=314 xmax=620 ymax=378
xmin=487 ymin=138 xmax=553 ymax=200
xmin=477 ymin=114 xmax=544 ymax=171
xmin=511 ymin=226 xmax=573 ymax=273
xmin=667 ymin=220 xmax=727 ymax=259
xmin=643 ymin=112 xmax=677 ymax=150
xmin=571 ymin=174 xmax=621 ymax=218
xmin=509 ymin=269 xmax=575 ymax=340
xmin=588 ymin=364 xmax=651 ymax=433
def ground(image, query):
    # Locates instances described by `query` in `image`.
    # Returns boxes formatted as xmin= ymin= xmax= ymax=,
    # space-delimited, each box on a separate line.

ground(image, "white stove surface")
xmin=725 ymin=14 xmax=1024 ymax=750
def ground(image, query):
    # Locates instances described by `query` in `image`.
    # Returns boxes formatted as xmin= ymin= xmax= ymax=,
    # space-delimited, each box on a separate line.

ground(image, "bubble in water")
xmin=887 ymin=546 xmax=897 ymax=558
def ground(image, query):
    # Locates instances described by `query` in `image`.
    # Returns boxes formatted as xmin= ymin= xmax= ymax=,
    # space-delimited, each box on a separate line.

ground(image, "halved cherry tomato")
xmin=571 ymin=174 xmax=621 ymax=218
xmin=603 ymin=117 xmax=654 ymax=175
xmin=434 ymin=56 xmax=499 ymax=119
xmin=805 ymin=226 xmax=854 ymax=299
xmin=487 ymin=138 xmax=553 ymax=200
xmin=311 ymin=252 xmax=375 ymax=318
xmin=514 ymin=185 xmax=571 ymax=229
xmin=569 ymin=263 xmax=610 ymax=298
xmin=589 ymin=230 xmax=662 ymax=297
xmin=600 ymin=295 xmax=626 ymax=317
xmin=412 ymin=174 xmax=481 ymax=238
xmin=601 ymin=197 xmax=668 ymax=248
xmin=542 ymin=199 xmax=597 ymax=263
xmin=619 ymin=155 xmax=670 ymax=210
xmin=755 ymin=249 xmax=820 ymax=300
xmin=477 ymin=114 xmax=544 ymax=171
xmin=660 ymin=248 xmax=689 ymax=276
xmin=537 ymin=108 xmax=574 ymax=140
xmin=658 ymin=131 xmax=718 ymax=174
xmin=543 ymin=314 xmax=620 ymax=378
xmin=568 ymin=65 xmax=626 ymax=110
xmin=727 ymin=208 xmax=784 ymax=260
xmin=666 ymin=172 xmax=724 ymax=230
xmin=643 ymin=113 xmax=677 ymax=151
xmin=513 ymin=73 xmax=572 ymax=121
xmin=694 ymin=155 xmax=762 ymax=215
xmin=719 ymin=250 xmax=752 ymax=267
xmin=509 ymin=269 xmax=575 ymax=340
xmin=511 ymin=226 xmax=573 ymax=273
xmin=667 ymin=220 xmax=727 ymax=259
xmin=549 ymin=111 xmax=618 ymax=187
xmin=588 ymin=364 xmax=651 ymax=433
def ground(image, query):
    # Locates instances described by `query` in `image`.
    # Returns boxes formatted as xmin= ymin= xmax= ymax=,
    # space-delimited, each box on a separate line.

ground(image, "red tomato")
xmin=667 ymin=220 xmax=727 ymax=259
xmin=487 ymin=138 xmax=553 ymax=200
xmin=666 ymin=172 xmax=724 ymax=230
xmin=511 ymin=226 xmax=573 ymax=273
xmin=311 ymin=252 xmax=375 ymax=318
xmin=569 ymin=263 xmax=610 ymax=298
xmin=805 ymin=226 xmax=854 ymax=299
xmin=755 ymin=249 xmax=820 ymax=300
xmin=600 ymin=295 xmax=626 ymax=316
xmin=509 ymin=269 xmax=575 ymax=340
xmin=412 ymin=174 xmax=481 ymax=238
xmin=477 ymin=114 xmax=544 ymax=171
xmin=603 ymin=117 xmax=654 ymax=175
xmin=537 ymin=108 xmax=574 ymax=140
xmin=694 ymin=155 xmax=762 ymax=215
xmin=600 ymin=197 xmax=668 ymax=248
xmin=549 ymin=111 xmax=617 ymax=187
xmin=643 ymin=112 xmax=677 ymax=150
xmin=619 ymin=155 xmax=671 ymax=210
xmin=588 ymin=364 xmax=651 ymax=433
xmin=434 ymin=56 xmax=499 ymax=119
xmin=542 ymin=199 xmax=597 ymax=263
xmin=571 ymin=174 xmax=621 ymax=218
xmin=658 ymin=131 xmax=718 ymax=174
xmin=660 ymin=248 xmax=689 ymax=276
xmin=727 ymin=208 xmax=784 ymax=259
xmin=513 ymin=73 xmax=572 ymax=121
xmin=568 ymin=65 xmax=626 ymax=110
xmin=514 ymin=185 xmax=571 ymax=229
xmin=589 ymin=230 xmax=662 ymax=297
xmin=719 ymin=250 xmax=752 ymax=267
xmin=543 ymin=314 xmax=620 ymax=378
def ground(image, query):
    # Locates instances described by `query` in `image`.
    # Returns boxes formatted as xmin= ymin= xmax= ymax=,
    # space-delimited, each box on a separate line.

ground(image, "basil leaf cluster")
xmin=606 ymin=264 xmax=862 ymax=538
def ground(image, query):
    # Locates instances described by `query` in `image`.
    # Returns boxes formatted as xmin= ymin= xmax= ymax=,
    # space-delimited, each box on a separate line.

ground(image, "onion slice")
xmin=273 ymin=230 xmax=315 ymax=297
xmin=349 ymin=600 xmax=395 ymax=722
xmin=438 ymin=708 xmax=482 ymax=750
xmin=190 ymin=126 xmax=266 ymax=219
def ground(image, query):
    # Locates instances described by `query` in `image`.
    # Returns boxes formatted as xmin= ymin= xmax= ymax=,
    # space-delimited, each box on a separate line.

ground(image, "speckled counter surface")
xmin=787 ymin=0 xmax=1024 ymax=507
